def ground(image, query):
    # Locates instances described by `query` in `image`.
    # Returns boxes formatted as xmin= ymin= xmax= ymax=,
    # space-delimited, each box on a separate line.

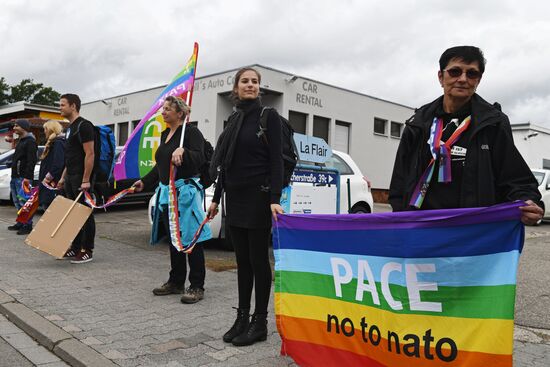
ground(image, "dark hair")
xmin=164 ymin=95 xmax=191 ymax=117
xmin=60 ymin=93 xmax=81 ymax=112
xmin=439 ymin=46 xmax=486 ymax=74
xmin=231 ymin=67 xmax=261 ymax=102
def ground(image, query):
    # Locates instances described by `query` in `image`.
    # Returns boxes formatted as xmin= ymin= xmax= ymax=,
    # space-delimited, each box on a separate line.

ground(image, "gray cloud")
xmin=2 ymin=0 xmax=549 ymax=127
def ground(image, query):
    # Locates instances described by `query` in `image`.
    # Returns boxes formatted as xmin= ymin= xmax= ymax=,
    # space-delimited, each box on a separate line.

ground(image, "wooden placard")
xmin=25 ymin=195 xmax=92 ymax=258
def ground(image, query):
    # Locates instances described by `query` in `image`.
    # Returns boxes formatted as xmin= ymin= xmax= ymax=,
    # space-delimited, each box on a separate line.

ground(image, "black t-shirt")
xmin=64 ymin=117 xmax=95 ymax=175
xmin=422 ymin=101 xmax=471 ymax=210
xmin=141 ymin=124 xmax=205 ymax=187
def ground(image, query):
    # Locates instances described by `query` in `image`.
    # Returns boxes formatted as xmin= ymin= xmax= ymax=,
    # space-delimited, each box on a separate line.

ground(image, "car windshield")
xmin=532 ymin=171 xmax=545 ymax=186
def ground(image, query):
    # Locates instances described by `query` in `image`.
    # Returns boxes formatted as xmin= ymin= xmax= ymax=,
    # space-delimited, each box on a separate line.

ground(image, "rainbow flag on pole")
xmin=113 ymin=42 xmax=199 ymax=181
xmin=273 ymin=202 xmax=524 ymax=367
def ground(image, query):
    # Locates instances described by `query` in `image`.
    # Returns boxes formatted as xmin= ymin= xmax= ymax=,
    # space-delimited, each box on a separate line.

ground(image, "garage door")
xmin=334 ymin=121 xmax=350 ymax=153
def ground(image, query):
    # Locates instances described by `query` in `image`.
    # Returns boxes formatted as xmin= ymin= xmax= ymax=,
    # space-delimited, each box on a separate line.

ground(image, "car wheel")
xmin=350 ymin=204 xmax=371 ymax=214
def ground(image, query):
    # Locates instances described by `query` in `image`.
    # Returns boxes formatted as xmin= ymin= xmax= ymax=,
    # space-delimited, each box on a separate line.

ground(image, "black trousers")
xmin=160 ymin=207 xmax=205 ymax=289
xmin=64 ymin=174 xmax=95 ymax=251
xmin=229 ymin=225 xmax=272 ymax=314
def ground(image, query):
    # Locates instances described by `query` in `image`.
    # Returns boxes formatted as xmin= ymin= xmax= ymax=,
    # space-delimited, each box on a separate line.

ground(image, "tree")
xmin=0 ymin=78 xmax=61 ymax=106
xmin=0 ymin=77 xmax=9 ymax=106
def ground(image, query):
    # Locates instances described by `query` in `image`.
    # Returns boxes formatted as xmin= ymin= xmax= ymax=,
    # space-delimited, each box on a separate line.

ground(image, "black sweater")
xmin=213 ymin=100 xmax=283 ymax=204
xmin=141 ymin=124 xmax=205 ymax=188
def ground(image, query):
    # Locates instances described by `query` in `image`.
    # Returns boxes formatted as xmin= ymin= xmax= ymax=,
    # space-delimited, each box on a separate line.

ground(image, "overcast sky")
xmin=2 ymin=0 xmax=550 ymax=127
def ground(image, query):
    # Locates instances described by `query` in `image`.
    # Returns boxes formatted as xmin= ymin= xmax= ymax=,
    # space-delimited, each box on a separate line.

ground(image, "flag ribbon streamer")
xmin=409 ymin=115 xmax=471 ymax=208
xmin=166 ymin=163 xmax=210 ymax=253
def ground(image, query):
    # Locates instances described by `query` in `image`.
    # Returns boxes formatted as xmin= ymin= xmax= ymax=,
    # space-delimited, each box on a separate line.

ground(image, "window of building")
xmin=118 ymin=122 xmax=128 ymax=145
xmin=374 ymin=117 xmax=387 ymax=135
xmin=131 ymin=120 xmax=140 ymax=131
xmin=390 ymin=121 xmax=402 ymax=138
xmin=288 ymin=110 xmax=307 ymax=134
xmin=313 ymin=115 xmax=329 ymax=142
xmin=105 ymin=124 xmax=115 ymax=134
xmin=189 ymin=121 xmax=198 ymax=127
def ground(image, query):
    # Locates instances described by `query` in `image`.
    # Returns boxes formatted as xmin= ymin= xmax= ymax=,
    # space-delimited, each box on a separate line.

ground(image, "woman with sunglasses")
xmin=207 ymin=67 xmax=284 ymax=346
xmin=133 ymin=95 xmax=211 ymax=304
xmin=389 ymin=46 xmax=542 ymax=224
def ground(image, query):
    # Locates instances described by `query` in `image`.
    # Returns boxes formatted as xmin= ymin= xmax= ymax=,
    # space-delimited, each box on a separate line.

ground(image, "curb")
xmin=0 ymin=290 xmax=117 ymax=367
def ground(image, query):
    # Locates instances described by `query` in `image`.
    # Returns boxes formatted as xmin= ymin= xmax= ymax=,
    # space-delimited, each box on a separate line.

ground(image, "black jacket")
xmin=389 ymin=94 xmax=541 ymax=211
xmin=11 ymin=133 xmax=38 ymax=180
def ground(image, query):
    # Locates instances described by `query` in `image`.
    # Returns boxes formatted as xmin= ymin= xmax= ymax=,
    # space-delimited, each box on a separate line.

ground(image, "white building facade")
xmin=81 ymin=65 xmax=414 ymax=197
xmin=80 ymin=64 xmax=550 ymax=198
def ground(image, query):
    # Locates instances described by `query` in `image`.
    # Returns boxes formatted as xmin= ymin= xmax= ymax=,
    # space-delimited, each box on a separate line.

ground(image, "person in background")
xmin=7 ymin=119 xmax=37 ymax=235
xmin=133 ymin=96 xmax=211 ymax=304
xmin=208 ymin=67 xmax=284 ymax=347
xmin=389 ymin=45 xmax=543 ymax=224
xmin=38 ymin=120 xmax=66 ymax=209
xmin=57 ymin=93 xmax=96 ymax=264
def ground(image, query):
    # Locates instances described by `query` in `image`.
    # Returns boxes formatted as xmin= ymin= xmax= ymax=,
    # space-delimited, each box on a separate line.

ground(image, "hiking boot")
xmin=60 ymin=249 xmax=77 ymax=260
xmin=8 ymin=222 xmax=23 ymax=231
xmin=152 ymin=282 xmax=185 ymax=296
xmin=232 ymin=313 xmax=268 ymax=346
xmin=223 ymin=307 xmax=250 ymax=343
xmin=70 ymin=249 xmax=93 ymax=264
xmin=180 ymin=287 xmax=204 ymax=304
xmin=16 ymin=224 xmax=32 ymax=235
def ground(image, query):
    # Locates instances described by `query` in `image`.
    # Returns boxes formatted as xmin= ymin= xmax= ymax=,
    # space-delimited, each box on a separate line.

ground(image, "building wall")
xmin=512 ymin=125 xmax=550 ymax=169
xmin=81 ymin=65 xmax=414 ymax=191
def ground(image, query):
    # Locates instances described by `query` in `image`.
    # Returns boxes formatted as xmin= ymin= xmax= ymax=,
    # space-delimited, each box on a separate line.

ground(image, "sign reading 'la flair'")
xmin=293 ymin=133 xmax=332 ymax=164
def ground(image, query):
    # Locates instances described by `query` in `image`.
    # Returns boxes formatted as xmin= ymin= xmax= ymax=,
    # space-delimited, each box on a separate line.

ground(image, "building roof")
xmin=0 ymin=101 xmax=60 ymax=115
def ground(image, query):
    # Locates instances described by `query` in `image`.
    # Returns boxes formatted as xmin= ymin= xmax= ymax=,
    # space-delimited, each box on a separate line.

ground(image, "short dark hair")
xmin=439 ymin=46 xmax=486 ymax=74
xmin=60 ymin=93 xmax=81 ymax=112
xmin=231 ymin=67 xmax=261 ymax=102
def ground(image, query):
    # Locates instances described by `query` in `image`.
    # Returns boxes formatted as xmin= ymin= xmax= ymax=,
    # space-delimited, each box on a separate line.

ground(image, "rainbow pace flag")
xmin=113 ymin=42 xmax=199 ymax=181
xmin=273 ymin=202 xmax=524 ymax=367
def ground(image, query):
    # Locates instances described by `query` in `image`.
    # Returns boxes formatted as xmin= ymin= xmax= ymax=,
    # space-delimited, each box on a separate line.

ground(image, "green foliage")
xmin=0 ymin=77 xmax=61 ymax=106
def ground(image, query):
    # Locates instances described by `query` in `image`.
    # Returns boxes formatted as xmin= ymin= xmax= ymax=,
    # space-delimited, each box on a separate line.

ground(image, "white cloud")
xmin=1 ymin=0 xmax=550 ymax=127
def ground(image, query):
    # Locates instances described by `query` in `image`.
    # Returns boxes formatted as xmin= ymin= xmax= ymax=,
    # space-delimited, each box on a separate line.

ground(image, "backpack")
xmin=259 ymin=107 xmax=298 ymax=187
xmin=76 ymin=121 xmax=116 ymax=183
xmin=198 ymin=139 xmax=216 ymax=189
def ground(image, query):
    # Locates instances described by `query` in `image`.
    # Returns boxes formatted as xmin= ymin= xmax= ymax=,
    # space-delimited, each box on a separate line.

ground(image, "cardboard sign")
xmin=25 ymin=195 xmax=92 ymax=258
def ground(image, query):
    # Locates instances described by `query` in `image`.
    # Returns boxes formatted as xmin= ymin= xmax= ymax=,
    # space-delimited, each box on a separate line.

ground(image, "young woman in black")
xmin=134 ymin=96 xmax=210 ymax=304
xmin=208 ymin=68 xmax=284 ymax=346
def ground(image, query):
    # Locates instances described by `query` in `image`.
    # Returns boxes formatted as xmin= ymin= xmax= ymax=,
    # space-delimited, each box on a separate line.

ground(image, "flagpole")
xmin=180 ymin=42 xmax=199 ymax=149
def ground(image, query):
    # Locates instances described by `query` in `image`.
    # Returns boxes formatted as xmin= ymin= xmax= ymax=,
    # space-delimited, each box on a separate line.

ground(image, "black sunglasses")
xmin=444 ymin=68 xmax=482 ymax=80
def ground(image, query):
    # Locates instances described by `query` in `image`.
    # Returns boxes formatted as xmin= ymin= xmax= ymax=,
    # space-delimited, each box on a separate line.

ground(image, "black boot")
xmin=223 ymin=307 xmax=249 ymax=343
xmin=232 ymin=312 xmax=267 ymax=346
xmin=8 ymin=222 xmax=23 ymax=231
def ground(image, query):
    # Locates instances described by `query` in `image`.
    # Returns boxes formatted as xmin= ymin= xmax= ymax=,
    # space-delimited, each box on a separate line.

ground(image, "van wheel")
xmin=350 ymin=204 xmax=371 ymax=214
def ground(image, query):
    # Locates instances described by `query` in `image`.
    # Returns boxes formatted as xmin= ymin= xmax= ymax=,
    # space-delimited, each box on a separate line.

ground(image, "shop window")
xmin=391 ymin=121 xmax=402 ymax=138
xmin=313 ymin=115 xmax=329 ymax=142
xmin=118 ymin=122 xmax=128 ymax=145
xmin=288 ymin=110 xmax=307 ymax=134
xmin=374 ymin=118 xmax=387 ymax=135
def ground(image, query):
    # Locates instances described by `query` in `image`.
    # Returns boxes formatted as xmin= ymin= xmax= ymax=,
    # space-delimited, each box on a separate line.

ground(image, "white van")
xmin=532 ymin=169 xmax=550 ymax=223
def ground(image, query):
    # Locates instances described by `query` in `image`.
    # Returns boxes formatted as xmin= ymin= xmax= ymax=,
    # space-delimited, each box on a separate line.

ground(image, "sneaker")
xmin=152 ymin=282 xmax=186 ymax=296
xmin=70 ymin=249 xmax=93 ymax=264
xmin=16 ymin=224 xmax=32 ymax=235
xmin=8 ymin=222 xmax=23 ymax=231
xmin=59 ymin=249 xmax=77 ymax=260
xmin=181 ymin=287 xmax=204 ymax=304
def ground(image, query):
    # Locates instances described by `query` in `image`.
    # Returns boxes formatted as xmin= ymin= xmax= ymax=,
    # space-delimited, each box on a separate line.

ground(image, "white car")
xmin=0 ymin=147 xmax=44 ymax=202
xmin=532 ymin=169 xmax=550 ymax=222
xmin=148 ymin=150 xmax=374 ymax=247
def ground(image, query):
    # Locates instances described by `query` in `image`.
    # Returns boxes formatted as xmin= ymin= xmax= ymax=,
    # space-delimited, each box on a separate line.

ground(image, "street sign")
xmin=293 ymin=133 xmax=332 ymax=164
xmin=291 ymin=168 xmax=338 ymax=185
